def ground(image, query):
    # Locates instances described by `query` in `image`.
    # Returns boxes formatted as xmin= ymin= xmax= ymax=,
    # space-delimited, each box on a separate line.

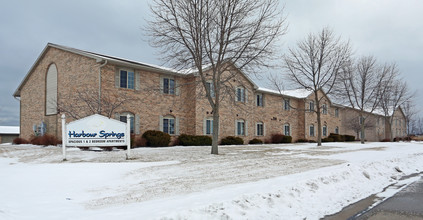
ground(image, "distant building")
xmin=0 ymin=126 xmax=19 ymax=144
xmin=13 ymin=43 xmax=406 ymax=143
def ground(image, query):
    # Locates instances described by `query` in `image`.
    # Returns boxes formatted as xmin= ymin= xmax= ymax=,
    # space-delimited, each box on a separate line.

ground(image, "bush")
xmin=142 ymin=130 xmax=171 ymax=147
xmin=133 ymin=136 xmax=147 ymax=147
xmin=220 ymin=136 xmax=244 ymax=145
xmin=329 ymin=133 xmax=344 ymax=142
xmin=381 ymin=138 xmax=391 ymax=142
xmin=296 ymin=138 xmax=309 ymax=143
xmin=271 ymin=134 xmax=284 ymax=143
xmin=308 ymin=140 xmax=316 ymax=143
xmin=178 ymin=134 xmax=212 ymax=146
xmin=12 ymin=137 xmax=29 ymax=145
xmin=343 ymin=135 xmax=355 ymax=142
xmin=249 ymin=138 xmax=263 ymax=144
xmin=30 ymin=134 xmax=60 ymax=146
xmin=322 ymin=137 xmax=334 ymax=142
xmin=271 ymin=134 xmax=292 ymax=143
xmin=403 ymin=136 xmax=412 ymax=141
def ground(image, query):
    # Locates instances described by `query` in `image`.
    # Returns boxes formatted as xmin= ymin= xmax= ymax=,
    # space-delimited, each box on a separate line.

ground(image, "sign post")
xmin=62 ymin=114 xmax=67 ymax=161
xmin=126 ymin=114 xmax=131 ymax=159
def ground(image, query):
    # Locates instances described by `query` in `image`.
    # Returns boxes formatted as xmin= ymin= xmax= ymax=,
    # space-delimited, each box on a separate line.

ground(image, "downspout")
xmin=13 ymin=96 xmax=21 ymax=137
xmin=98 ymin=59 xmax=107 ymax=114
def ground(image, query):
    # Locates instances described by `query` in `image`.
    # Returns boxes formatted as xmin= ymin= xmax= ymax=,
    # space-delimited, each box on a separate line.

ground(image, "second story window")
xmin=309 ymin=124 xmax=315 ymax=137
xmin=335 ymin=108 xmax=339 ymax=117
xmin=206 ymin=82 xmax=215 ymax=97
xmin=284 ymin=99 xmax=290 ymax=111
xmin=309 ymin=101 xmax=314 ymax=112
xmin=256 ymin=93 xmax=263 ymax=107
xmin=236 ymin=87 xmax=245 ymax=102
xmin=120 ymin=70 xmax=134 ymax=89
xmin=322 ymin=104 xmax=327 ymax=115
xmin=163 ymin=78 xmax=175 ymax=94
xmin=119 ymin=113 xmax=135 ymax=133
xmin=323 ymin=125 xmax=327 ymax=136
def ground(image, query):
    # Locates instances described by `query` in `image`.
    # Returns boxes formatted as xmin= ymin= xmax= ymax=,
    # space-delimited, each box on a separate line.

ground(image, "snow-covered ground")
xmin=1 ymin=142 xmax=422 ymax=219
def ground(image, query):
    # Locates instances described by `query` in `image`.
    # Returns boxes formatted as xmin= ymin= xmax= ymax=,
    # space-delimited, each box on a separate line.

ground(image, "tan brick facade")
xmin=14 ymin=44 xmax=407 ymax=143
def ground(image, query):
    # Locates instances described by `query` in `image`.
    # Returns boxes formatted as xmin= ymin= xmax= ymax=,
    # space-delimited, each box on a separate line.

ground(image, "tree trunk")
xmin=211 ymin=105 xmax=219 ymax=155
xmin=360 ymin=117 xmax=365 ymax=144
xmin=315 ymin=94 xmax=322 ymax=146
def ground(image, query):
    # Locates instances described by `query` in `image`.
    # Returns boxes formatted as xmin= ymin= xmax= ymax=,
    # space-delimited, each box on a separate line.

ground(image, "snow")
xmin=0 ymin=126 xmax=19 ymax=134
xmin=257 ymin=87 xmax=313 ymax=99
xmin=1 ymin=142 xmax=423 ymax=219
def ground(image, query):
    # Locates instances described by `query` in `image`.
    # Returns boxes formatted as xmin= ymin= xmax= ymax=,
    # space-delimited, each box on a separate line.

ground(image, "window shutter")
xmin=203 ymin=118 xmax=207 ymax=135
xmin=263 ymin=123 xmax=266 ymax=137
xmin=235 ymin=120 xmax=238 ymax=135
xmin=115 ymin=70 xmax=120 ymax=88
xmin=245 ymin=89 xmax=248 ymax=103
xmin=175 ymin=80 xmax=180 ymax=95
xmin=135 ymin=72 xmax=140 ymax=90
xmin=262 ymin=95 xmax=265 ymax=107
xmin=160 ymin=77 xmax=164 ymax=93
xmin=159 ymin=116 xmax=163 ymax=131
xmin=175 ymin=117 xmax=180 ymax=135
xmin=135 ymin=115 xmax=140 ymax=134
xmin=245 ymin=120 xmax=248 ymax=136
xmin=114 ymin=112 xmax=120 ymax=120
xmin=254 ymin=94 xmax=257 ymax=106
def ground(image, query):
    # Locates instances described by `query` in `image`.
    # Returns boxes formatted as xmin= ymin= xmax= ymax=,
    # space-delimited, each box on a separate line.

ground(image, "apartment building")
xmin=13 ymin=43 xmax=406 ymax=143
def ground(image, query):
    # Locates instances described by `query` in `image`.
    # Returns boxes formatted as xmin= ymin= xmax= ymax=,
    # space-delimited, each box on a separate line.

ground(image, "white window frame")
xmin=236 ymin=119 xmax=246 ymax=136
xmin=206 ymin=81 xmax=215 ymax=98
xmin=284 ymin=99 xmax=290 ymax=111
xmin=322 ymin=104 xmax=327 ymax=115
xmin=309 ymin=124 xmax=315 ymax=137
xmin=256 ymin=122 xmax=264 ymax=136
xmin=119 ymin=69 xmax=135 ymax=89
xmin=309 ymin=101 xmax=314 ymax=112
xmin=256 ymin=93 xmax=264 ymax=107
xmin=236 ymin=87 xmax=246 ymax=102
xmin=323 ymin=125 xmax=327 ymax=137
xmin=205 ymin=118 xmax=213 ymax=135
xmin=163 ymin=116 xmax=175 ymax=135
xmin=284 ymin=124 xmax=290 ymax=136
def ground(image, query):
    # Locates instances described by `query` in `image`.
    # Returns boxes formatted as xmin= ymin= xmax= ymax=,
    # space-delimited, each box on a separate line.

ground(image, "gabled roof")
xmin=13 ymin=43 xmax=190 ymax=97
xmin=257 ymin=88 xmax=313 ymax=99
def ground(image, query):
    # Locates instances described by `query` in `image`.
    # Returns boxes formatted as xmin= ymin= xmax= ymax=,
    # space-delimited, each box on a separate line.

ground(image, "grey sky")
xmin=1 ymin=0 xmax=422 ymax=126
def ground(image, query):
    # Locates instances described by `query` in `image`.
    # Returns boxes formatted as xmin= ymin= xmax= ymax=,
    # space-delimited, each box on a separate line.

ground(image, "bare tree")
xmin=56 ymin=89 xmax=137 ymax=120
xmin=146 ymin=0 xmax=287 ymax=154
xmin=401 ymin=100 xmax=418 ymax=135
xmin=337 ymin=56 xmax=396 ymax=143
xmin=380 ymin=77 xmax=414 ymax=141
xmin=345 ymin=114 xmax=375 ymax=140
xmin=283 ymin=28 xmax=351 ymax=146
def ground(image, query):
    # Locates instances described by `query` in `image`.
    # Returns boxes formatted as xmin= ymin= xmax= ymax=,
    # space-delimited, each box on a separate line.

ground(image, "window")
xmin=322 ymin=104 xmax=327 ymax=114
xmin=237 ymin=120 xmax=245 ymax=136
xmin=335 ymin=126 xmax=339 ymax=134
xmin=323 ymin=125 xmax=327 ymax=136
xmin=46 ymin=63 xmax=58 ymax=115
xmin=163 ymin=116 xmax=175 ymax=135
xmin=206 ymin=82 xmax=215 ymax=97
xmin=284 ymin=124 xmax=290 ymax=136
xmin=256 ymin=122 xmax=264 ymax=136
xmin=256 ymin=93 xmax=264 ymax=107
xmin=120 ymin=70 xmax=134 ymax=89
xmin=236 ymin=87 xmax=245 ymax=102
xmin=309 ymin=101 xmax=314 ymax=112
xmin=359 ymin=116 xmax=364 ymax=125
xmin=335 ymin=108 xmax=339 ymax=117
xmin=205 ymin=118 xmax=213 ymax=135
xmin=284 ymin=99 xmax=290 ymax=111
xmin=309 ymin=125 xmax=315 ymax=137
xmin=163 ymin=78 xmax=175 ymax=94
xmin=120 ymin=113 xmax=135 ymax=133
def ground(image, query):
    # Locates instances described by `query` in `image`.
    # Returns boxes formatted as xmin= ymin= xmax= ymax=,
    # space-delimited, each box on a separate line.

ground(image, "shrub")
xmin=12 ymin=137 xmax=29 ymax=145
xmin=133 ymin=136 xmax=147 ymax=147
xmin=329 ymin=133 xmax=344 ymax=142
xmin=271 ymin=134 xmax=292 ymax=143
xmin=381 ymin=138 xmax=391 ymax=142
xmin=322 ymin=137 xmax=334 ymax=142
xmin=249 ymin=138 xmax=263 ymax=144
xmin=296 ymin=138 xmax=309 ymax=143
xmin=220 ymin=136 xmax=244 ymax=145
xmin=271 ymin=134 xmax=284 ymax=143
xmin=343 ymin=135 xmax=355 ymax=142
xmin=178 ymin=134 xmax=212 ymax=146
xmin=308 ymin=140 xmax=316 ymax=143
xmin=30 ymin=134 xmax=60 ymax=146
xmin=403 ymin=136 xmax=412 ymax=141
xmin=142 ymin=130 xmax=171 ymax=147
xmin=393 ymin=137 xmax=403 ymax=142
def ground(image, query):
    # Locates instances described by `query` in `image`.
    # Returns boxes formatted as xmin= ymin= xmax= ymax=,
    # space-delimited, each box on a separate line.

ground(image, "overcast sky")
xmin=1 ymin=0 xmax=422 ymax=126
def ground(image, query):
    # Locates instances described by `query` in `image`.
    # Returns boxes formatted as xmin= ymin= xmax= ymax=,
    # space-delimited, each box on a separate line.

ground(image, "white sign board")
xmin=65 ymin=114 xmax=127 ymax=147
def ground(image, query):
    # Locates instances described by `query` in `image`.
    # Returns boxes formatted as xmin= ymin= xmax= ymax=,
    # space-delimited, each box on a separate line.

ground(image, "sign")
xmin=61 ymin=114 xmax=131 ymax=160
